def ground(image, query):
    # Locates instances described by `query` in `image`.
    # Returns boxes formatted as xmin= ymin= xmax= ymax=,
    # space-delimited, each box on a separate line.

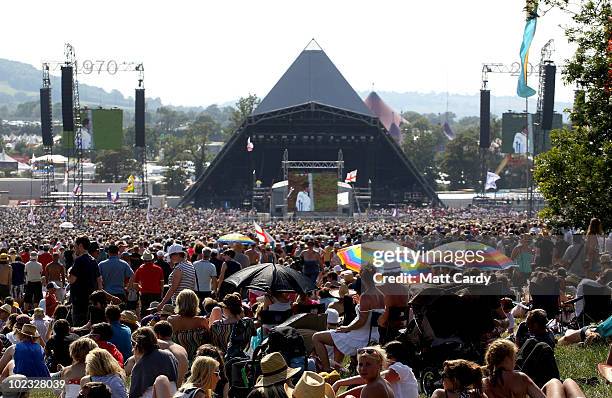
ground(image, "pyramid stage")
xmin=180 ymin=43 xmax=441 ymax=210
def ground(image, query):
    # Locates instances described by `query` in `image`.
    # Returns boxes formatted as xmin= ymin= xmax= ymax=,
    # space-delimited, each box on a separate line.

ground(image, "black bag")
xmin=265 ymin=326 xmax=306 ymax=361
xmin=516 ymin=338 xmax=560 ymax=387
xmin=225 ymin=318 xmax=254 ymax=361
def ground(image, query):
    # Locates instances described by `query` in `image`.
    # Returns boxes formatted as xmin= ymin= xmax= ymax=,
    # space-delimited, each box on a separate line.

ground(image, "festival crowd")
xmin=0 ymin=206 xmax=609 ymax=398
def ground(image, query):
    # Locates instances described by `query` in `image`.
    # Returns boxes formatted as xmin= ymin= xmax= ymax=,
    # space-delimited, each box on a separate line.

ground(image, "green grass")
xmin=25 ymin=344 xmax=612 ymax=398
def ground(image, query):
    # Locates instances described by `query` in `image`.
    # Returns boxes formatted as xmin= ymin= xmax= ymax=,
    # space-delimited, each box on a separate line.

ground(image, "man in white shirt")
xmin=24 ymin=252 xmax=43 ymax=311
xmin=296 ymin=187 xmax=312 ymax=211
xmin=192 ymin=249 xmax=217 ymax=301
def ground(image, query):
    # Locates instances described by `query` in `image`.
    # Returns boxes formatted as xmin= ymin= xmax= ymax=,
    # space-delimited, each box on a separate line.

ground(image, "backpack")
xmin=265 ymin=326 xmax=306 ymax=361
xmin=516 ymin=338 xmax=560 ymax=387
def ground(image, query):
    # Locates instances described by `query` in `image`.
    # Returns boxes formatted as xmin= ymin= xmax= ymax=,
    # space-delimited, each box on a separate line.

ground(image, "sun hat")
xmin=147 ymin=301 xmax=160 ymax=311
xmin=329 ymin=285 xmax=356 ymax=299
xmin=160 ymin=304 xmax=175 ymax=316
xmin=0 ymin=253 xmax=9 ymax=262
xmin=142 ymin=250 xmax=154 ymax=261
xmin=120 ymin=310 xmax=140 ymax=327
xmin=0 ymin=304 xmax=12 ymax=314
xmin=254 ymin=352 xmax=301 ymax=387
xmin=167 ymin=244 xmax=185 ymax=256
xmin=17 ymin=323 xmax=40 ymax=339
xmin=156 ymin=250 xmax=165 ymax=257
xmin=284 ymin=371 xmax=335 ymax=398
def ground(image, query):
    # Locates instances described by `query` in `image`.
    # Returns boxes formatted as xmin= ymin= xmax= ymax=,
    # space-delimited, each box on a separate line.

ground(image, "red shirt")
xmin=45 ymin=291 xmax=58 ymax=317
xmin=134 ymin=262 xmax=164 ymax=294
xmin=20 ymin=251 xmax=30 ymax=263
xmin=97 ymin=340 xmax=124 ymax=367
xmin=38 ymin=252 xmax=53 ymax=272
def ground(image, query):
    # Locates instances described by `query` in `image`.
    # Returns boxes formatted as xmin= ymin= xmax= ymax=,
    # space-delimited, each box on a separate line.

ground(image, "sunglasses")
xmin=214 ymin=369 xmax=221 ymax=376
xmin=357 ymin=348 xmax=382 ymax=359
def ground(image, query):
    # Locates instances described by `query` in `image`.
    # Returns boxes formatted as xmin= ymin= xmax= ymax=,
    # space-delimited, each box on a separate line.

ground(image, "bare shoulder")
xmin=361 ymin=379 xmax=394 ymax=398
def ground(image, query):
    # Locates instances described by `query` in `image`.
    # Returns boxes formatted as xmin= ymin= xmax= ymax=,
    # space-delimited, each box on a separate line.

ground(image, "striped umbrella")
xmin=337 ymin=241 xmax=430 ymax=278
xmin=425 ymin=240 xmax=516 ymax=270
xmin=217 ymin=233 xmax=255 ymax=245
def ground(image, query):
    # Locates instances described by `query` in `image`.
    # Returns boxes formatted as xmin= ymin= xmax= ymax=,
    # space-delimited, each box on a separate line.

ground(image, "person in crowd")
xmin=45 ymin=282 xmax=60 ymax=317
xmin=24 ymin=250 xmax=43 ymax=312
xmin=153 ymin=321 xmax=188 ymax=388
xmin=10 ymin=254 xmax=25 ymax=307
xmin=350 ymin=346 xmax=394 ymax=398
xmin=584 ymin=218 xmax=603 ymax=278
xmin=195 ymin=344 xmax=228 ymax=398
xmin=120 ymin=310 xmax=141 ymax=333
xmin=81 ymin=348 xmax=128 ymax=398
xmin=43 ymin=252 xmax=66 ymax=302
xmin=511 ymin=234 xmax=534 ymax=285
xmin=168 ymin=289 xmax=209 ymax=361
xmin=247 ymin=352 xmax=300 ymax=398
xmin=333 ymin=341 xmax=418 ymax=398
xmin=0 ymin=303 xmax=11 ymax=331
xmin=431 ymin=359 xmax=486 ymax=398
xmin=515 ymin=309 xmax=556 ymax=349
xmin=313 ymin=265 xmax=385 ymax=372
xmin=233 ymin=243 xmax=251 ymax=269
xmin=58 ymin=337 xmax=99 ymax=398
xmin=157 ymin=244 xmax=196 ymax=311
xmin=69 ymin=237 xmax=103 ymax=327
xmin=87 ymin=322 xmax=124 ymax=367
xmin=193 ymin=248 xmax=218 ymax=303
xmin=215 ymin=250 xmax=242 ymax=300
xmin=32 ymin=307 xmax=49 ymax=343
xmin=133 ymin=250 xmax=165 ymax=316
xmin=209 ymin=292 xmax=255 ymax=353
xmin=78 ymin=381 xmax=112 ymax=398
xmin=0 ymin=253 xmax=12 ymax=299
xmin=105 ymin=305 xmax=133 ymax=362
xmin=129 ymin=326 xmax=179 ymax=398
xmin=98 ymin=244 xmax=134 ymax=303
xmin=155 ymin=250 xmax=172 ymax=284
xmin=45 ymin=318 xmax=79 ymax=372
xmin=301 ymin=240 xmax=323 ymax=285
xmin=7 ymin=323 xmax=50 ymax=378
xmin=167 ymin=356 xmax=221 ymax=398
xmin=483 ymin=339 xmax=586 ymax=398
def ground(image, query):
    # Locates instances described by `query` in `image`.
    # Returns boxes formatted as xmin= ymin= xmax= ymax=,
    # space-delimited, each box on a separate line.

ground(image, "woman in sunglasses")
xmin=151 ymin=355 xmax=221 ymax=398
xmin=431 ymin=359 xmax=485 ymax=398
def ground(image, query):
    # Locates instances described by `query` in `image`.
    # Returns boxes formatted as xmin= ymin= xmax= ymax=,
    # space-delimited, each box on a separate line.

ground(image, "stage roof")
xmin=252 ymin=49 xmax=374 ymax=117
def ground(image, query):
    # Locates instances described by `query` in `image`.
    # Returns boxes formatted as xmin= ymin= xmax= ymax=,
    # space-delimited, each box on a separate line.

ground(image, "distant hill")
xmin=358 ymin=91 xmax=572 ymax=120
xmin=0 ymin=58 xmax=162 ymax=109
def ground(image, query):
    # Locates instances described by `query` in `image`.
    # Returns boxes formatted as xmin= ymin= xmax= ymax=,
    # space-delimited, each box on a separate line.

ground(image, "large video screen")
xmin=63 ymin=108 xmax=123 ymax=151
xmin=501 ymin=112 xmax=562 ymax=154
xmin=287 ymin=172 xmax=338 ymax=212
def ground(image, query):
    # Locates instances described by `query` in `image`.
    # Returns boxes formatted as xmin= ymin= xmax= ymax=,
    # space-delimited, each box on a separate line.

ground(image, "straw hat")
xmin=284 ymin=371 xmax=335 ymax=398
xmin=120 ymin=310 xmax=140 ymax=327
xmin=142 ymin=250 xmax=154 ymax=261
xmin=18 ymin=323 xmax=40 ymax=339
xmin=0 ymin=304 xmax=12 ymax=315
xmin=329 ymin=284 xmax=356 ymax=299
xmin=160 ymin=304 xmax=175 ymax=316
xmin=253 ymin=352 xmax=301 ymax=387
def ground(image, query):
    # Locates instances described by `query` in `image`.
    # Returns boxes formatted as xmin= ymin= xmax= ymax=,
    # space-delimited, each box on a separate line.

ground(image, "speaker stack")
xmin=40 ymin=87 xmax=53 ymax=146
xmin=61 ymin=66 xmax=74 ymax=133
xmin=135 ymin=88 xmax=145 ymax=147
xmin=479 ymin=89 xmax=491 ymax=148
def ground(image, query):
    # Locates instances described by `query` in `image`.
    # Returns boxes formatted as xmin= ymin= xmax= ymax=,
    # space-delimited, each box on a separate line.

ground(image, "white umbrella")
xmin=59 ymin=221 xmax=74 ymax=229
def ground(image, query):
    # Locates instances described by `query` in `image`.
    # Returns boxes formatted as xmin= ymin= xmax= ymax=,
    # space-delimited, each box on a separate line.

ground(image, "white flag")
xmin=246 ymin=137 xmax=254 ymax=152
xmin=485 ymin=172 xmax=501 ymax=190
xmin=345 ymin=170 xmax=357 ymax=183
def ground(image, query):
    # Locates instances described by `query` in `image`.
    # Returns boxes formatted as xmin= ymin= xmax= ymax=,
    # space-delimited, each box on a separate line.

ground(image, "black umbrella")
xmin=223 ymin=263 xmax=317 ymax=294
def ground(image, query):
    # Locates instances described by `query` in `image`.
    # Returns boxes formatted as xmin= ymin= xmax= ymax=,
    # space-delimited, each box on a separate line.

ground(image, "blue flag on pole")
xmin=517 ymin=11 xmax=537 ymax=98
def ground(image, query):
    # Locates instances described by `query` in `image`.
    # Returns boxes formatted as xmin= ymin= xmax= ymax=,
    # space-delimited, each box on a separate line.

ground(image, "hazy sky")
xmin=2 ymin=0 xmax=577 ymax=107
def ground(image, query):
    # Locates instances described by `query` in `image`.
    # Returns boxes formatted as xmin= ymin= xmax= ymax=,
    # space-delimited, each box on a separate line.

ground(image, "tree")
xmin=95 ymin=149 xmax=140 ymax=183
xmin=163 ymin=162 xmax=189 ymax=196
xmin=124 ymin=126 xmax=161 ymax=159
xmin=401 ymin=112 xmax=447 ymax=187
xmin=223 ymin=94 xmax=260 ymax=139
xmin=186 ymin=114 xmax=219 ymax=178
xmin=440 ymin=128 xmax=481 ymax=190
xmin=534 ymin=0 xmax=612 ymax=227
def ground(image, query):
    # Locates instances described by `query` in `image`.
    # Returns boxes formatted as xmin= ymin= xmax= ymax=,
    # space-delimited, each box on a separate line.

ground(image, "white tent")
xmin=31 ymin=154 xmax=68 ymax=164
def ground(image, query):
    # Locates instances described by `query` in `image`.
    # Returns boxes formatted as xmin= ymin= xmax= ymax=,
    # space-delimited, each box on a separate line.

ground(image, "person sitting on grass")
xmin=57 ymin=337 xmax=98 ymax=398
xmin=482 ymin=339 xmax=587 ymax=398
xmin=431 ymin=359 xmax=486 ymax=398
xmin=332 ymin=341 xmax=418 ymax=398
xmin=81 ymin=348 xmax=127 ymax=398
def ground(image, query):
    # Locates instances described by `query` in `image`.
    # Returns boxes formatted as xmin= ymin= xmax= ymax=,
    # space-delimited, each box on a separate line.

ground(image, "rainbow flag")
xmin=517 ymin=2 xmax=538 ymax=98
xmin=425 ymin=241 xmax=516 ymax=271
